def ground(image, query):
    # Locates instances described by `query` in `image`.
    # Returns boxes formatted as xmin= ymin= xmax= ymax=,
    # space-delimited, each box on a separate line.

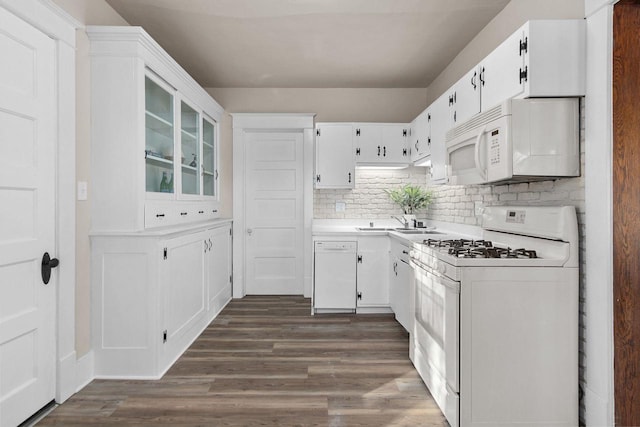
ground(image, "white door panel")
xmin=246 ymin=132 xmax=303 ymax=294
xmin=0 ymin=6 xmax=56 ymax=426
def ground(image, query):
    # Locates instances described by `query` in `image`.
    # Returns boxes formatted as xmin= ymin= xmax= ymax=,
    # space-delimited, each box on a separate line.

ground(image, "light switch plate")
xmin=335 ymin=201 xmax=346 ymax=212
xmin=77 ymin=181 xmax=88 ymax=201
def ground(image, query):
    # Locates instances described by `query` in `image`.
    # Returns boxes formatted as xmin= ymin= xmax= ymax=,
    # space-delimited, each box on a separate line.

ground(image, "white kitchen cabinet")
xmin=315 ymin=123 xmax=355 ymax=189
xmin=206 ymin=224 xmax=233 ymax=315
xmin=159 ymin=230 xmax=207 ymax=370
xmin=448 ymin=67 xmax=482 ymax=127
xmin=354 ymin=123 xmax=409 ymax=165
xmin=479 ymin=19 xmax=585 ymax=112
xmin=356 ymin=236 xmax=390 ymax=307
xmin=410 ymin=109 xmax=431 ymax=164
xmin=389 ymin=238 xmax=413 ymax=333
xmin=428 ymin=93 xmax=451 ymax=184
xmin=91 ymin=220 xmax=232 ymax=378
xmin=87 ymin=26 xmax=224 ymax=232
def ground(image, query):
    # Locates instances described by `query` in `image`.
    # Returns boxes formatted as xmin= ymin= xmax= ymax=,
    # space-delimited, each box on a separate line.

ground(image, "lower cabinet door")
xmin=206 ymin=224 xmax=232 ymax=315
xmin=356 ymin=236 xmax=390 ymax=307
xmin=396 ymin=259 xmax=413 ymax=332
xmin=160 ymin=231 xmax=207 ymax=369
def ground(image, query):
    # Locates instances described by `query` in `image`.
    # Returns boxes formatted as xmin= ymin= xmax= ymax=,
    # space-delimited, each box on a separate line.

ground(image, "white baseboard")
xmin=583 ymin=387 xmax=613 ymax=426
xmin=75 ymin=350 xmax=95 ymax=392
xmin=356 ymin=306 xmax=393 ymax=314
xmin=56 ymin=350 xmax=77 ymax=402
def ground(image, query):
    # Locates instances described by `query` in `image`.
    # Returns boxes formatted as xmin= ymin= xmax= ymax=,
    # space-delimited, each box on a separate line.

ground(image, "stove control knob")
xmin=437 ymin=263 xmax=447 ymax=275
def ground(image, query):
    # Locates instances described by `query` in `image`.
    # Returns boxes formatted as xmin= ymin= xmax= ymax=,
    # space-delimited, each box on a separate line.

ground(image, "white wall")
xmin=583 ymin=1 xmax=615 ymax=425
xmin=51 ymin=0 xmax=129 ymax=357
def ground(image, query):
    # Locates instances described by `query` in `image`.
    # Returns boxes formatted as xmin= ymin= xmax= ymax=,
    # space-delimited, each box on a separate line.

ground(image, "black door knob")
xmin=41 ymin=252 xmax=59 ymax=285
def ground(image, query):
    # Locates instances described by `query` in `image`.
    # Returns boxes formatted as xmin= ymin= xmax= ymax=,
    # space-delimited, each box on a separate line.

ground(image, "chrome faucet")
xmin=392 ymin=215 xmax=410 ymax=228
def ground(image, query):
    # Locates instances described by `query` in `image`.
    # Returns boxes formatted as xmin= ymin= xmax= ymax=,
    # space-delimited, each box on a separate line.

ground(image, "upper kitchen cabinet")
xmin=410 ymin=109 xmax=431 ymax=165
xmin=354 ymin=123 xmax=410 ymax=166
xmin=428 ymin=93 xmax=451 ymax=184
xmin=479 ymin=19 xmax=585 ymax=111
xmin=315 ymin=123 xmax=355 ymax=189
xmin=447 ymin=67 xmax=482 ymax=127
xmin=87 ymin=26 xmax=224 ymax=232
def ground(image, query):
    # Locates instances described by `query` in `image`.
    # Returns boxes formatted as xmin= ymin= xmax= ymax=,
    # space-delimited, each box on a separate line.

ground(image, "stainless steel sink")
xmin=394 ymin=229 xmax=442 ymax=234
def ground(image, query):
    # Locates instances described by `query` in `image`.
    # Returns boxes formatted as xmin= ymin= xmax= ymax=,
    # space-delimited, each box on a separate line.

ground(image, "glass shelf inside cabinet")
xmin=181 ymin=101 xmax=200 ymax=195
xmin=145 ymin=76 xmax=175 ymax=194
xmin=203 ymin=118 xmax=216 ymax=197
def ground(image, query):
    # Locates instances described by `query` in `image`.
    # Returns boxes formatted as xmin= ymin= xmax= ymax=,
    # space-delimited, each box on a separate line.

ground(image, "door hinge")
xmin=402 ymin=129 xmax=407 ymax=137
xmin=316 ymin=129 xmax=320 ymax=136
xmin=163 ymin=247 xmax=167 ymax=260
xmin=357 ymin=292 xmax=362 ymax=300
xmin=356 ymin=128 xmax=361 ymax=136
xmin=316 ymin=174 xmax=321 ymax=183
xmin=519 ymin=37 xmax=528 ymax=56
xmin=357 ymin=255 xmax=363 ymax=263
xmin=163 ymin=330 xmax=167 ymax=343
xmin=519 ymin=66 xmax=528 ymax=84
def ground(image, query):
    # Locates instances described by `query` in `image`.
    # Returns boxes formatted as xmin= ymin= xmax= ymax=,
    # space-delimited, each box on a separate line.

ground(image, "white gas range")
xmin=409 ymin=205 xmax=579 ymax=427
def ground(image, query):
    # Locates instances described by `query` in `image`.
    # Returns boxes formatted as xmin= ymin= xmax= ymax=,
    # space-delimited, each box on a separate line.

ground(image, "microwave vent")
xmin=446 ymin=102 xmax=505 ymax=142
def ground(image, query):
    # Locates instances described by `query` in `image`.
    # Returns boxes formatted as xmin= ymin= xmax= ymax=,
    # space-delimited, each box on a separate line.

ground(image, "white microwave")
xmin=445 ymin=98 xmax=580 ymax=185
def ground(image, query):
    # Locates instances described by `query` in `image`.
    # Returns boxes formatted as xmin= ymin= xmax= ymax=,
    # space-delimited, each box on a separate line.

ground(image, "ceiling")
xmin=105 ymin=0 xmax=510 ymax=89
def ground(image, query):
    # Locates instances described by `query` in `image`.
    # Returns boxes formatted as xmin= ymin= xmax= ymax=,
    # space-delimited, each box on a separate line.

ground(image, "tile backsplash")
xmin=313 ymin=167 xmax=428 ymax=219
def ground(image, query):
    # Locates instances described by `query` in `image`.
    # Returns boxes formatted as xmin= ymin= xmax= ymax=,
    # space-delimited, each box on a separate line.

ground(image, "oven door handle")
xmin=410 ymin=258 xmax=461 ymax=293
xmin=473 ymin=125 xmax=488 ymax=182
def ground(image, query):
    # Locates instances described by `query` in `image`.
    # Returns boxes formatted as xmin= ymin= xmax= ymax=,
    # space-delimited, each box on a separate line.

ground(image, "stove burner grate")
xmin=424 ymin=239 xmax=538 ymax=259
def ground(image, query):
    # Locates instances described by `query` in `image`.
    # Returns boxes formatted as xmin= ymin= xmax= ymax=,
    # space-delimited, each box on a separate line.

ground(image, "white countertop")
xmin=312 ymin=218 xmax=481 ymax=243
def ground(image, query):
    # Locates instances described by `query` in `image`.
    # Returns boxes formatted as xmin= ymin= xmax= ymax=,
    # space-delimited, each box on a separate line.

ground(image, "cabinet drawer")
xmin=145 ymin=203 xmax=180 ymax=228
xmin=390 ymin=238 xmax=411 ymax=264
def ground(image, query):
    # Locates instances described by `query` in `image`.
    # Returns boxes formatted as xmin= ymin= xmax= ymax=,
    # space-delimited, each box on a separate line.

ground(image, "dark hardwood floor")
xmin=38 ymin=296 xmax=448 ymax=426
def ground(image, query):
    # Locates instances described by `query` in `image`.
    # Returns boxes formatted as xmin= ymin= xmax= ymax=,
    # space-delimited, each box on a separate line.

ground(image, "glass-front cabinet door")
xmin=145 ymin=75 xmax=175 ymax=194
xmin=202 ymin=117 xmax=216 ymax=197
xmin=180 ymin=101 xmax=200 ymax=196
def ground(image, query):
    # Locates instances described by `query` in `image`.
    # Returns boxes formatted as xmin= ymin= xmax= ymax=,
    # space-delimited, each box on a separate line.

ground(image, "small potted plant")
xmin=385 ymin=184 xmax=432 ymax=227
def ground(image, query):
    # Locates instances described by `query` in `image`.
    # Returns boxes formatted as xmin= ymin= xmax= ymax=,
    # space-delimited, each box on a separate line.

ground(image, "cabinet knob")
xmin=247 ymin=228 xmax=253 ymax=236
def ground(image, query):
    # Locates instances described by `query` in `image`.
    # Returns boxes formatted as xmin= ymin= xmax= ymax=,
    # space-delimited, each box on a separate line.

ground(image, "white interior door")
xmin=0 ymin=7 xmax=57 ymax=426
xmin=245 ymin=132 xmax=304 ymax=294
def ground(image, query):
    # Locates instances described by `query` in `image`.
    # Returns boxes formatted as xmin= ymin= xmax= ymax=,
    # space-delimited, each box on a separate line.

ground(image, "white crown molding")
xmin=86 ymin=26 xmax=224 ymax=119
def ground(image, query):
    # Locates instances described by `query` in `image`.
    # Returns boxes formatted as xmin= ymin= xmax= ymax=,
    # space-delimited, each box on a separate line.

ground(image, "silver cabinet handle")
xmin=247 ymin=228 xmax=253 ymax=236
